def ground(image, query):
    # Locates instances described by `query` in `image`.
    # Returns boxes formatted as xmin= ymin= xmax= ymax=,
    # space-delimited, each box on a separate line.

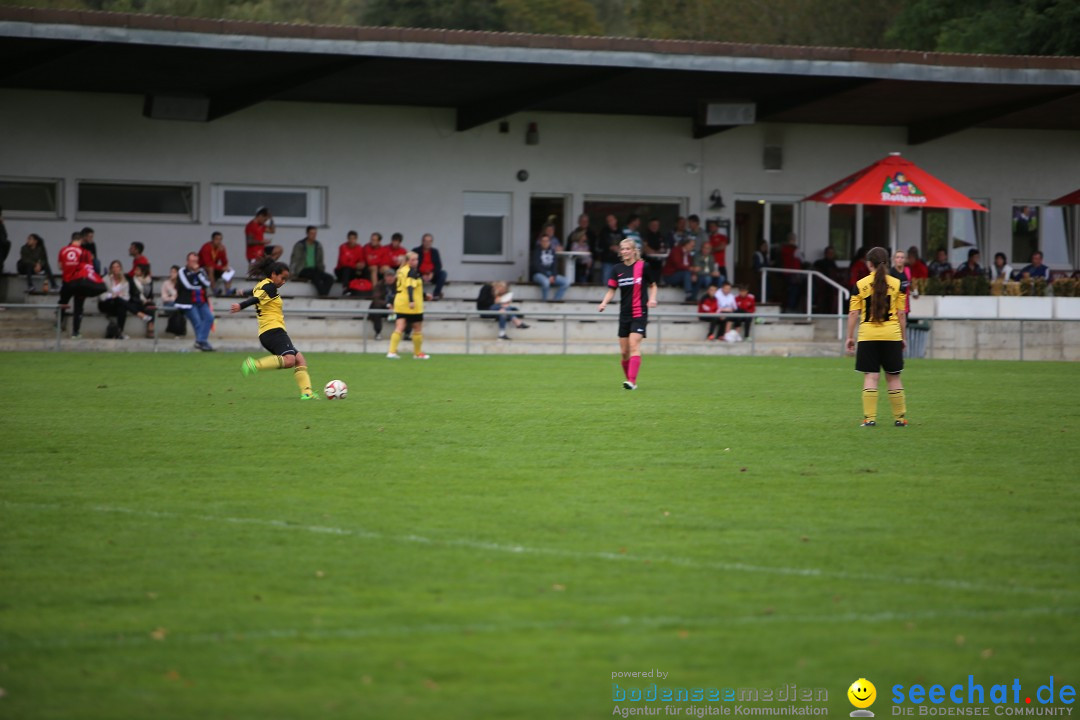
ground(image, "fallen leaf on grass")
xmin=150 ymin=627 xmax=168 ymax=641
xmin=955 ymin=635 xmax=965 ymax=646
xmin=424 ymin=678 xmax=440 ymax=690
xmin=164 ymin=670 xmax=181 ymax=681
xmin=315 ymin=570 xmax=325 ymax=578
xmin=551 ymin=584 xmax=566 ymax=591
xmin=981 ymin=648 xmax=994 ymax=659
xmin=677 ymin=629 xmax=689 ymax=639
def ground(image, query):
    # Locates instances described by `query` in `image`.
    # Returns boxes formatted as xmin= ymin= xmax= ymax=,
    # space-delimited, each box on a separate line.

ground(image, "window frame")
xmin=0 ymin=176 xmax=65 ymax=220
xmin=210 ymin=183 xmax=326 ymax=227
xmin=1011 ymin=200 xmax=1073 ymax=269
xmin=75 ymin=179 xmax=198 ymax=223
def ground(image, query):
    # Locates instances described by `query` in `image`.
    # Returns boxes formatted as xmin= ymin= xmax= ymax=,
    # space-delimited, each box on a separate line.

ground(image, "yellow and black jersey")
xmin=250 ymin=277 xmax=287 ymax=335
xmin=850 ymin=272 xmax=905 ymax=342
xmin=393 ymin=264 xmax=424 ymax=315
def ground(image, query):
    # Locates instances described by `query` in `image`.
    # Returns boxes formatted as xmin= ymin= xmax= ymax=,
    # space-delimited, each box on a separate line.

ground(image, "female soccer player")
xmin=230 ymin=256 xmax=317 ymax=400
xmin=387 ymin=251 xmax=430 ymax=359
xmin=598 ymin=238 xmax=658 ymax=390
xmin=845 ymin=246 xmax=908 ymax=427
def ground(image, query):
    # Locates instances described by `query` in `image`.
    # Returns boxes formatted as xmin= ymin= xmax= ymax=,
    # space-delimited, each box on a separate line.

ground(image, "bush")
xmin=1050 ymin=278 xmax=1080 ymax=297
xmin=1019 ymin=278 xmax=1048 ymax=297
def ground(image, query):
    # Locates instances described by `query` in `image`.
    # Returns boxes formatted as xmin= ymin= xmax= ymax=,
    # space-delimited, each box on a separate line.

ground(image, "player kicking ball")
xmin=598 ymin=238 xmax=658 ymax=390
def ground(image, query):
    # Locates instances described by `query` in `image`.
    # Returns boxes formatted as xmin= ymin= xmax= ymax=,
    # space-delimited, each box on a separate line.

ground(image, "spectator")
xmin=126 ymin=241 xmax=150 ymax=278
xmin=572 ymin=213 xmax=597 ymax=283
xmin=542 ymin=222 xmax=563 ymax=252
xmin=890 ymin=249 xmax=912 ymax=317
xmin=850 ymin=246 xmax=870 ymax=290
xmin=245 ymin=207 xmax=275 ymax=265
xmin=715 ymin=281 xmax=739 ymax=340
xmin=695 ymin=241 xmax=724 ymax=294
xmin=598 ymin=214 xmax=623 ymax=286
xmin=129 ymin=263 xmax=155 ymax=336
xmin=80 ymin=227 xmax=102 ymax=275
xmin=477 ymin=281 xmax=530 ymax=340
xmin=530 ymin=233 xmax=570 ymax=301
xmin=0 ymin=206 xmax=8 ymax=272
xmin=290 ymin=226 xmax=334 ymax=296
xmin=667 ymin=216 xmax=689 ymax=255
xmin=662 ymin=237 xmax=697 ymax=302
xmin=928 ymin=248 xmax=953 ymax=279
xmin=1018 ymin=251 xmax=1051 ymax=281
xmin=641 ymin=217 xmax=667 ymax=276
xmin=989 ymin=252 xmax=1014 ymax=282
xmin=387 ymin=232 xmax=407 ymax=271
xmin=161 ymin=265 xmax=187 ymax=337
xmin=730 ymin=284 xmax=756 ymax=339
xmin=335 ymin=230 xmax=367 ymax=292
xmin=198 ymin=232 xmax=235 ymax=296
xmin=622 ymin=214 xmax=642 ymax=252
xmin=98 ymin=260 xmax=135 ymax=339
xmin=363 ymin=232 xmax=391 ymax=285
xmin=264 ymin=244 xmax=284 ymax=262
xmin=684 ymin=215 xmax=706 ymax=253
xmin=368 ymin=267 xmax=398 ymax=340
xmin=17 ymin=233 xmax=56 ymax=292
xmin=780 ymin=232 xmax=805 ymax=312
xmin=906 ymin=246 xmax=929 ymax=280
xmin=954 ymin=249 xmax=984 ymax=279
xmin=697 ymin=284 xmax=722 ymax=340
xmin=812 ymin=246 xmax=842 ymax=314
xmin=176 ymin=251 xmax=215 ymax=351
xmin=414 ymin=233 xmax=448 ymax=300
xmin=707 ymin=220 xmax=730 ymax=285
xmin=568 ymin=227 xmax=594 ymax=285
xmin=753 ymin=240 xmax=770 ymax=274
xmin=57 ymin=231 xmax=105 ymax=339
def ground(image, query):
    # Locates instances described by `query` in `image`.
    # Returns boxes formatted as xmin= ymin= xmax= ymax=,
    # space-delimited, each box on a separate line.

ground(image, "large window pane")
xmin=923 ymin=208 xmax=948 ymax=258
xmin=770 ymin=203 xmax=794 ymax=243
xmin=1012 ymin=205 xmax=1039 ymax=265
xmin=78 ymin=182 xmax=194 ymax=218
xmin=0 ymin=178 xmax=60 ymax=215
xmin=463 ymin=191 xmax=510 ymax=258
xmin=949 ymin=209 xmax=982 ymax=266
xmin=828 ymin=205 xmax=855 ymax=260
xmin=862 ymin=206 xmax=889 ymax=249
xmin=1041 ymin=206 xmax=1071 ymax=267
xmin=224 ymin=190 xmax=307 ymax=219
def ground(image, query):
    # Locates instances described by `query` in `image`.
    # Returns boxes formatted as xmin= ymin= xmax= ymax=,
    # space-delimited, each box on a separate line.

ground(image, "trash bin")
xmin=906 ymin=319 xmax=930 ymax=358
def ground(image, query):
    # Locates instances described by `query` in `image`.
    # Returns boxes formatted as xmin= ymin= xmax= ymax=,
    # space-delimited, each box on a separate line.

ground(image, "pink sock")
xmin=621 ymin=359 xmax=630 ymax=378
xmin=628 ymin=356 xmax=641 ymax=383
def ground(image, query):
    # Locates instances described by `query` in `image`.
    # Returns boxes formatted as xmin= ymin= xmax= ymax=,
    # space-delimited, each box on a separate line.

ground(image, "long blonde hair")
xmin=619 ymin=238 xmax=640 ymax=262
xmin=401 ymin=251 xmax=418 ymax=267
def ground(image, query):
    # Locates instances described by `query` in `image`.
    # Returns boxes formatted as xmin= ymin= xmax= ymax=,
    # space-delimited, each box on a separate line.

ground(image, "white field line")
xmin=2 ymin=607 xmax=1076 ymax=651
xmin=2 ymin=501 xmax=1076 ymax=597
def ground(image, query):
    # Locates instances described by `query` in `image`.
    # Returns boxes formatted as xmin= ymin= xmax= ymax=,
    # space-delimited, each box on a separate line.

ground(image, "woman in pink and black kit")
xmin=598 ymin=238 xmax=658 ymax=390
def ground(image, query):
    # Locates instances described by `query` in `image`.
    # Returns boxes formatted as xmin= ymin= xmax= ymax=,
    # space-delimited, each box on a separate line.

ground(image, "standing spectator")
xmin=414 ymin=233 xmax=448 ymax=300
xmin=176 ymin=251 xmax=215 ymax=351
xmin=928 ymin=248 xmax=953 ymax=279
xmin=667 ymin=216 xmax=689 ymax=256
xmin=572 ymin=213 xmax=597 ymax=283
xmin=290 ymin=226 xmax=334 ymax=296
xmin=641 ymin=217 xmax=668 ymax=277
xmin=57 ymin=231 xmax=105 ymax=339
xmin=812 ymin=246 xmax=842 ymax=314
xmin=386 ymin=251 xmax=431 ymax=359
xmin=752 ymin=239 xmax=771 ymax=282
xmin=387 ymin=233 xmax=407 ymax=271
xmin=597 ymin=238 xmax=658 ymax=391
xmin=685 ymin=214 xmax=706 ymax=253
xmin=335 ymin=230 xmax=367 ymax=291
xmin=245 ymin=207 xmax=275 ymax=265
xmin=0 ymin=206 xmax=9 ymax=272
xmin=730 ymin=284 xmax=756 ymax=339
xmin=697 ymin=284 xmax=722 ymax=340
xmin=622 ymin=214 xmax=642 ymax=252
xmin=954 ymin=249 xmax=984 ymax=279
xmin=98 ymin=260 xmax=133 ymax=338
xmin=707 ymin=219 xmax=730 ymax=283
xmin=568 ymin=227 xmax=593 ymax=285
xmin=17 ymin=233 xmax=56 ymax=291
xmin=989 ymin=252 xmax=1014 ymax=282
xmin=890 ymin=249 xmax=912 ymax=317
xmin=780 ymin=232 xmax=805 ymax=312
xmin=530 ymin=233 xmax=570 ymax=301
xmin=542 ymin=222 xmax=563 ymax=252
xmin=662 ymin=237 xmax=697 ymax=303
xmin=80 ymin=227 xmax=102 ymax=275
xmin=906 ymin=246 xmax=929 ymax=280
xmin=598 ymin=214 xmax=623 ymax=286
xmin=849 ymin=246 xmax=870 ymax=291
xmin=1018 ymin=251 xmax=1051 ymax=281
xmin=363 ymin=232 xmax=391 ymax=285
xmin=198 ymin=232 xmax=235 ymax=296
xmin=477 ymin=281 xmax=529 ymax=340
xmin=126 ymin=242 xmax=150 ymax=278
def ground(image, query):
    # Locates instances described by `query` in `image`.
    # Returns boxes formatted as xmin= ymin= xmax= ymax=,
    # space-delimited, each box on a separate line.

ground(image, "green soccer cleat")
xmin=299 ymin=391 xmax=320 ymax=400
xmin=241 ymin=357 xmax=258 ymax=377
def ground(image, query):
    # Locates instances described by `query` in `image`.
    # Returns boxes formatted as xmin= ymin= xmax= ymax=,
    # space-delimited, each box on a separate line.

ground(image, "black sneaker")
xmin=860 ymin=419 xmax=876 ymax=427
xmin=518 ymin=323 xmax=530 ymax=329
xmin=498 ymin=334 xmax=511 ymax=341
xmin=894 ymin=419 xmax=908 ymax=427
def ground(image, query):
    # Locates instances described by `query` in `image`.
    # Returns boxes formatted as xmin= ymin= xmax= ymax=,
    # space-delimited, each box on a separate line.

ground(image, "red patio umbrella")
xmin=1049 ymin=188 xmax=1080 ymax=206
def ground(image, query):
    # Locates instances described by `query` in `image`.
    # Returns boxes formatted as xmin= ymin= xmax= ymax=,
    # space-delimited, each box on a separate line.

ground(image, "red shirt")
xmin=199 ymin=242 xmax=228 ymax=271
xmin=418 ymin=249 xmax=436 ymax=275
xmin=127 ymin=254 xmax=150 ymax=278
xmin=850 ymin=261 xmax=870 ymax=288
xmin=781 ymin=244 xmax=802 ymax=270
xmin=245 ymin=219 xmax=267 ymax=261
xmin=387 ymin=245 xmax=407 ymax=270
xmin=364 ymin=244 xmax=391 ymax=269
xmin=663 ymin=246 xmax=691 ymax=274
xmin=710 ymin=233 xmax=729 ymax=266
xmin=735 ymin=293 xmax=756 ymax=313
xmin=58 ymin=243 xmax=93 ymax=283
xmin=337 ymin=243 xmax=366 ymax=270
xmin=697 ymin=296 xmax=718 ymax=314
xmin=908 ymin=259 xmax=929 ymax=280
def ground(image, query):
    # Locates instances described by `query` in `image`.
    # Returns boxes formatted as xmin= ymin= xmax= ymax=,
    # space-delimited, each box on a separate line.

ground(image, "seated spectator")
xmin=477 ymin=281 xmax=529 ymax=340
xmin=715 ymin=281 xmax=739 ymax=340
xmin=906 ymin=246 xmax=929 ymax=280
xmin=928 ymin=248 xmax=953 ymax=279
xmin=572 ymin=213 xmax=597 ymax=283
xmin=367 ymin=267 xmax=397 ymax=341
xmin=954 ymin=249 xmax=984 ymax=279
xmin=530 ymin=232 xmax=570 ymax=301
xmin=697 ymin=284 xmax=722 ymax=340
xmin=363 ymin=232 xmax=391 ymax=285
xmin=641 ymin=217 xmax=668 ymax=276
xmin=161 ymin=266 xmax=186 ymax=337
xmin=414 ymin=233 xmax=447 ymax=300
xmin=128 ymin=263 xmax=156 ymax=336
xmin=1018 ymin=251 xmax=1051 ymax=281
xmin=989 ymin=252 xmax=1014 ymax=282
xmin=290 ymin=226 xmax=335 ymax=296
xmin=98 ymin=260 xmax=135 ymax=339
xmin=17 ymin=233 xmax=56 ymax=292
xmin=662 ymin=237 xmax=696 ymax=303
xmin=729 ymin=284 xmax=756 ymax=338
xmin=245 ymin=207 xmax=275 ymax=265
xmin=387 ymin=233 xmax=407 ymax=271
xmin=694 ymin=241 xmax=724 ymax=294
xmin=265 ymin=244 xmax=284 ymax=262
xmin=568 ymin=227 xmax=593 ymax=284
xmin=335 ymin=230 xmax=367 ymax=291
xmin=198 ymin=232 xmax=235 ymax=296
xmin=126 ymin=241 xmax=150 ymax=278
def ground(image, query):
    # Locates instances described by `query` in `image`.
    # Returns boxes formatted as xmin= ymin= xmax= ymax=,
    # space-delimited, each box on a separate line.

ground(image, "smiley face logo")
xmin=848 ymin=678 xmax=877 ymax=709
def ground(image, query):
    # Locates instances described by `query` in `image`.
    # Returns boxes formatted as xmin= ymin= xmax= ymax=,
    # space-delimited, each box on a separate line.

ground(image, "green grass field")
xmin=1 ymin=352 xmax=1078 ymax=720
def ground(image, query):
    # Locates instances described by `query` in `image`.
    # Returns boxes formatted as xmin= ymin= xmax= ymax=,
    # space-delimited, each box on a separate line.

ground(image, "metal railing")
xmin=760 ymin=267 xmax=850 ymax=338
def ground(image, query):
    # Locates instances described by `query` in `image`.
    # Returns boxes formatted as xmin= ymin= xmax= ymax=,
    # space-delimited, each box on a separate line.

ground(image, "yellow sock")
xmin=861 ymin=388 xmax=878 ymax=421
xmin=888 ymin=389 xmax=906 ymax=421
xmin=389 ymin=331 xmax=402 ymax=354
xmin=413 ymin=332 xmax=423 ymax=355
xmin=255 ymin=355 xmax=282 ymax=371
xmin=294 ymin=365 xmax=312 ymax=395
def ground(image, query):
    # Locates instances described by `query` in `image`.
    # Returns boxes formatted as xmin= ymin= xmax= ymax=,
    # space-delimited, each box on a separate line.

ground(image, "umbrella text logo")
xmin=881 ymin=173 xmax=926 ymax=203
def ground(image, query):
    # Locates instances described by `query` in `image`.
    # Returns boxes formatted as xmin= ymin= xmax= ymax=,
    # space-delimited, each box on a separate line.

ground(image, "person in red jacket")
xmin=363 ymin=232 xmax=392 ymax=284
xmin=697 ymin=284 xmax=722 ymax=340
xmin=387 ymin=232 xmax=407 ymax=271
xmin=662 ymin=237 xmax=697 ymax=302
xmin=906 ymin=246 xmax=929 ymax=281
xmin=57 ymin=231 xmax=106 ymax=338
xmin=198 ymin=231 xmax=234 ymax=295
xmin=729 ymin=284 xmax=756 ymax=339
xmin=335 ymin=230 xmax=367 ymax=291
xmin=245 ymin=207 xmax=275 ymax=264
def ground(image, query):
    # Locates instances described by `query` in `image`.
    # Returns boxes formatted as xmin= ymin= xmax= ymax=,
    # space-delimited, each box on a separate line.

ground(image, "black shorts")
xmin=397 ymin=313 xmax=423 ymax=323
xmin=260 ymin=327 xmax=298 ymax=356
xmin=618 ymin=318 xmax=647 ymax=338
xmin=856 ymin=340 xmax=903 ymax=374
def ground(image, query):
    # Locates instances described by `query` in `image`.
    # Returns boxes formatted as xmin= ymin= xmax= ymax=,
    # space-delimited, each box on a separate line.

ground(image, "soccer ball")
xmin=324 ymin=379 xmax=348 ymax=400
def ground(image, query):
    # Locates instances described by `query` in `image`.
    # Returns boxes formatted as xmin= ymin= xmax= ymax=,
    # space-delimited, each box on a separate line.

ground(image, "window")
xmin=826 ymin=205 xmax=888 ymax=261
xmin=463 ymin=191 xmax=511 ymax=259
xmin=211 ymin=185 xmax=325 ymax=226
xmin=922 ymin=207 xmax=986 ymax=266
xmin=77 ymin=180 xmax=195 ymax=222
xmin=0 ymin=177 xmax=63 ymax=219
xmin=1012 ymin=204 xmax=1072 ymax=267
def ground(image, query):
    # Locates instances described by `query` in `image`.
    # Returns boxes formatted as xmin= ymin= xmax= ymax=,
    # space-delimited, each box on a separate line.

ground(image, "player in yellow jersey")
xmin=230 ymin=256 xmax=317 ymax=399
xmin=387 ymin=251 xmax=432 ymax=359
xmin=845 ymin=246 xmax=908 ymax=427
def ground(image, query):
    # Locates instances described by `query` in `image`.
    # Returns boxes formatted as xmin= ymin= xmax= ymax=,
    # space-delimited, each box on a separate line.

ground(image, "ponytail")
xmin=866 ymin=246 xmax=890 ymax=322
xmin=249 ymin=255 xmax=289 ymax=279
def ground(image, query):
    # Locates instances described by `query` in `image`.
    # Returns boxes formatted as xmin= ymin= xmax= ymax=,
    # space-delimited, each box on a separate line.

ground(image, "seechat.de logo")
xmin=849 ymin=678 xmax=878 ymax=718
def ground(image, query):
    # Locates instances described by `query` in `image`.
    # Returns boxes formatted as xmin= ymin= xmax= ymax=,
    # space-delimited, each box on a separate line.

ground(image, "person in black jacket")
xmin=17 ymin=233 xmax=56 ymax=291
xmin=597 ymin=214 xmax=624 ymax=286
xmin=531 ymin=232 xmax=570 ymax=301
xmin=413 ymin=233 xmax=447 ymax=300
xmin=477 ymin=281 xmax=529 ymax=340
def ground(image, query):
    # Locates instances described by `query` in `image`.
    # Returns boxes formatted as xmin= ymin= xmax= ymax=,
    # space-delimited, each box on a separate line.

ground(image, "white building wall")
xmin=2 ymin=88 xmax=1078 ymax=282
